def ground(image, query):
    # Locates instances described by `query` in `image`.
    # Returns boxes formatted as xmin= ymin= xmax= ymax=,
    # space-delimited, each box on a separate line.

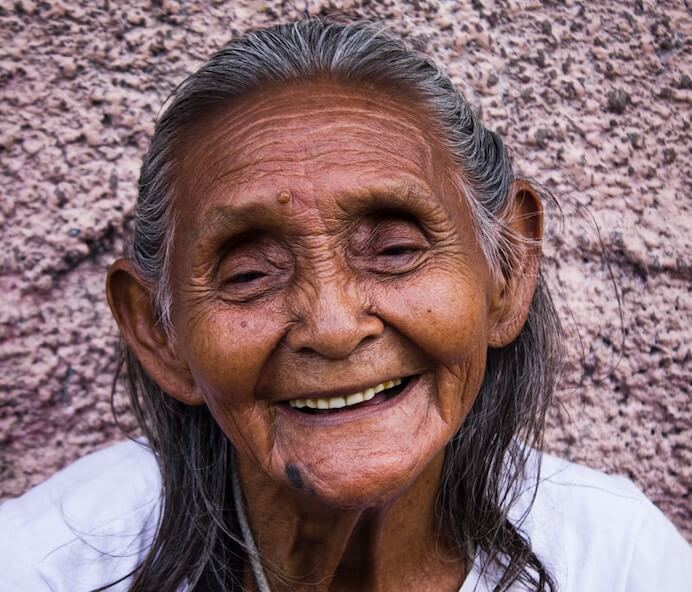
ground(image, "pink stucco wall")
xmin=1 ymin=0 xmax=689 ymax=541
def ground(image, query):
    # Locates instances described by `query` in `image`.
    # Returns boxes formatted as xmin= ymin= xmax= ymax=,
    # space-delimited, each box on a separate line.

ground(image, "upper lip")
xmin=274 ymin=374 xmax=417 ymax=403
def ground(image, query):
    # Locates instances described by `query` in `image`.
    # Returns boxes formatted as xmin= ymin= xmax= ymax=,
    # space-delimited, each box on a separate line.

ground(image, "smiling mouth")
xmin=286 ymin=376 xmax=412 ymax=415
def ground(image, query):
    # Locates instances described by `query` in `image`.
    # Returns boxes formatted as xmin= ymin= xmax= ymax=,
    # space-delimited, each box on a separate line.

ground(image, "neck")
xmin=236 ymin=450 xmax=464 ymax=592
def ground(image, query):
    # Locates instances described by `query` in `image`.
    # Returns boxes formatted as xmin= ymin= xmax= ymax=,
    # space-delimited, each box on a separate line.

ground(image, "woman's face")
xmin=166 ymin=81 xmax=501 ymax=507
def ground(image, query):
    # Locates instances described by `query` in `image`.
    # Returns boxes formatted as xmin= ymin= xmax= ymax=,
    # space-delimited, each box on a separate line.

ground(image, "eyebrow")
xmin=194 ymin=180 xmax=448 ymax=244
xmin=332 ymin=181 xmax=442 ymax=216
xmin=196 ymin=202 xmax=287 ymax=243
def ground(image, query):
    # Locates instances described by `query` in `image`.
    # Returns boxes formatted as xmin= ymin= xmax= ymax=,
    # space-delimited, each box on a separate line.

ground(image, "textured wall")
xmin=1 ymin=0 xmax=689 ymax=541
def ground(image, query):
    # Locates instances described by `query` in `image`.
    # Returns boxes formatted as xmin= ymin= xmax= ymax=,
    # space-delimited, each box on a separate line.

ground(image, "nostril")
xmin=357 ymin=333 xmax=379 ymax=348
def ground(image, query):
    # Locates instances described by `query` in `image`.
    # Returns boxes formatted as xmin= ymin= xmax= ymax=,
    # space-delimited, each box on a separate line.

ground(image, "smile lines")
xmin=288 ymin=378 xmax=404 ymax=410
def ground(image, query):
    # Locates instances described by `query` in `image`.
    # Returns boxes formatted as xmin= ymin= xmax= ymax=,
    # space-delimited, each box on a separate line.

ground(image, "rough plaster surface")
xmin=0 ymin=0 xmax=689 ymax=541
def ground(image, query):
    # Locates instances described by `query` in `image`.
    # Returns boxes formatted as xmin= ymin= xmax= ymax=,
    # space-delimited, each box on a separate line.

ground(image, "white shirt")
xmin=0 ymin=440 xmax=689 ymax=591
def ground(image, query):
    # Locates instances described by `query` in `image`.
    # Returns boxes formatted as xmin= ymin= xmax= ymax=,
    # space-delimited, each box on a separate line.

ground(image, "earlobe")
xmin=487 ymin=180 xmax=543 ymax=348
xmin=106 ymin=259 xmax=204 ymax=406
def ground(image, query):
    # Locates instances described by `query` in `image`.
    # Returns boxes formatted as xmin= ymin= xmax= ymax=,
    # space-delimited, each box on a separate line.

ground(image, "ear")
xmin=487 ymin=180 xmax=543 ymax=348
xmin=106 ymin=259 xmax=204 ymax=406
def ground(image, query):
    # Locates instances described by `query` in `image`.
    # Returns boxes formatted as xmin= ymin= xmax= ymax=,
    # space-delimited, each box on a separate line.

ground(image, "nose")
xmin=285 ymin=276 xmax=384 ymax=359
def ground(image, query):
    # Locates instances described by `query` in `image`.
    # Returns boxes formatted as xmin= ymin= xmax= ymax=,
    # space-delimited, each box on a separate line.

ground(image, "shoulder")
xmin=530 ymin=451 xmax=647 ymax=522
xmin=0 ymin=439 xmax=161 ymax=591
xmin=514 ymin=452 xmax=692 ymax=592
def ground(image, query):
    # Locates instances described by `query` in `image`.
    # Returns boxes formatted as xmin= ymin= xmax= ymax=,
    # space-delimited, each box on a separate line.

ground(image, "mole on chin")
xmin=285 ymin=463 xmax=303 ymax=490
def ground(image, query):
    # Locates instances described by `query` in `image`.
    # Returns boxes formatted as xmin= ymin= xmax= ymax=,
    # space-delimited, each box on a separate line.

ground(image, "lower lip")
xmin=276 ymin=375 xmax=423 ymax=427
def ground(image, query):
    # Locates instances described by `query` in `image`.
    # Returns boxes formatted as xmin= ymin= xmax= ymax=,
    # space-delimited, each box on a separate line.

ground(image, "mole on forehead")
xmin=275 ymin=189 xmax=292 ymax=204
xmin=195 ymin=181 xmax=442 ymax=236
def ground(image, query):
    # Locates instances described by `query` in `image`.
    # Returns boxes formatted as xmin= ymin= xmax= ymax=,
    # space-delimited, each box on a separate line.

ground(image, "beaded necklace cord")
xmin=232 ymin=466 xmax=272 ymax=592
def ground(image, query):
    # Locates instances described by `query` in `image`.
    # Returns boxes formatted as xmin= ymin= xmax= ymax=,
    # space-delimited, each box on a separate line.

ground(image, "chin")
xmin=274 ymin=446 xmax=443 ymax=510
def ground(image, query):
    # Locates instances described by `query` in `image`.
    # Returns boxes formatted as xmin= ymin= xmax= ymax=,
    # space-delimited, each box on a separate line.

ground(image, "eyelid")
xmin=216 ymin=262 xmax=279 ymax=303
xmin=349 ymin=219 xmax=429 ymax=277
xmin=224 ymin=268 xmax=267 ymax=282
xmin=365 ymin=217 xmax=429 ymax=250
xmin=215 ymin=232 xmax=291 ymax=274
xmin=217 ymin=252 xmax=266 ymax=276
xmin=215 ymin=230 xmax=264 ymax=261
xmin=215 ymin=240 xmax=292 ymax=302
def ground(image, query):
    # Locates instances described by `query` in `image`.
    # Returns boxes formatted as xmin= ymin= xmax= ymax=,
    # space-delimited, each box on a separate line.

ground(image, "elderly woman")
xmin=1 ymin=18 xmax=689 ymax=592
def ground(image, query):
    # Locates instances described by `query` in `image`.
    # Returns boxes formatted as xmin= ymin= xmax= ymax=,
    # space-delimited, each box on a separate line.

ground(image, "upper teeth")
xmin=289 ymin=378 xmax=403 ymax=410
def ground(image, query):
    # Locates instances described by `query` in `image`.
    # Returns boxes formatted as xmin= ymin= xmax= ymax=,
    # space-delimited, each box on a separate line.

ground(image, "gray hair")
xmin=113 ymin=18 xmax=562 ymax=592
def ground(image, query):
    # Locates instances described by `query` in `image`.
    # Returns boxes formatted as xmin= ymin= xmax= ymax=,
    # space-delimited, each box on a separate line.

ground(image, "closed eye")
xmin=378 ymin=244 xmax=421 ymax=257
xmin=226 ymin=270 xmax=266 ymax=284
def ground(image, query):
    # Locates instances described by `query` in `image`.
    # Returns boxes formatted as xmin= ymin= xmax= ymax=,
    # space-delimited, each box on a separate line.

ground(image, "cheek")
xmin=375 ymin=268 xmax=491 ymax=364
xmin=182 ymin=301 xmax=282 ymax=403
xmin=374 ymin=269 xmax=491 ymax=426
xmin=181 ymin=301 xmax=288 ymax=463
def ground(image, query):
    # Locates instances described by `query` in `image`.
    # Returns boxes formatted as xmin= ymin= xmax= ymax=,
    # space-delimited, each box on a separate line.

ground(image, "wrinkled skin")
xmin=108 ymin=80 xmax=542 ymax=591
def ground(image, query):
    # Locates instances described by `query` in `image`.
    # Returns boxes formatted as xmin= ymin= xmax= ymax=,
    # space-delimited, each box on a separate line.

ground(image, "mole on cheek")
xmin=285 ymin=463 xmax=303 ymax=489
xmin=276 ymin=190 xmax=292 ymax=204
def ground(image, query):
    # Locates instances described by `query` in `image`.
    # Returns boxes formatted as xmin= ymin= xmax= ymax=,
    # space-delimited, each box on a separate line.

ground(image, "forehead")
xmin=173 ymin=80 xmax=458 ymax=234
